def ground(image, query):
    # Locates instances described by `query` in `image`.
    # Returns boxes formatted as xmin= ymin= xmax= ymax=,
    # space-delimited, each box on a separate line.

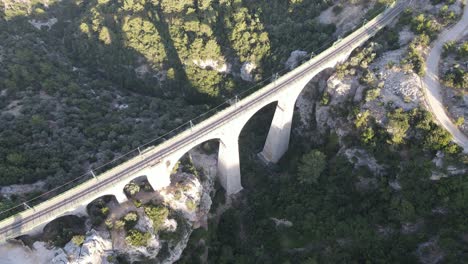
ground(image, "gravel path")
xmin=422 ymin=1 xmax=468 ymax=153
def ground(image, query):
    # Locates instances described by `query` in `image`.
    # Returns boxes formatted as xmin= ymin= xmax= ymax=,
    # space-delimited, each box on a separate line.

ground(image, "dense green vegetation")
xmin=442 ymin=41 xmax=468 ymax=91
xmin=0 ymin=0 xmax=338 ymax=210
xmin=178 ymin=17 xmax=467 ymax=263
xmin=179 ymin=92 xmax=467 ymax=264
xmin=399 ymin=0 xmax=459 ymax=76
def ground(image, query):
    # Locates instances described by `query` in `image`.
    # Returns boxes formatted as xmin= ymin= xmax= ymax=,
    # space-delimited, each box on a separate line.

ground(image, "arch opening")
xmin=86 ymin=195 xmax=119 ymax=228
xmin=167 ymin=139 xmax=221 ymax=215
xmin=290 ymin=67 xmax=336 ymax=150
xmin=41 ymin=215 xmax=86 ymax=247
xmin=238 ymin=101 xmax=278 ymax=189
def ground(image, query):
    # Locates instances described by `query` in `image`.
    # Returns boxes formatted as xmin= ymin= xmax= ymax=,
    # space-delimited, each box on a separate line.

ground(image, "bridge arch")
xmin=86 ymin=195 xmax=119 ymax=227
xmin=41 ymin=214 xmax=86 ymax=245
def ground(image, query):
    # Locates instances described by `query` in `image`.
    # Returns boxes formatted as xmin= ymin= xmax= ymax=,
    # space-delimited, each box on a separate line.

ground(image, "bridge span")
xmin=0 ymin=1 xmax=407 ymax=243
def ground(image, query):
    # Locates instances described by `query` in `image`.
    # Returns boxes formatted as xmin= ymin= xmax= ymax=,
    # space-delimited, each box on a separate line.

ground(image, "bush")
xmin=144 ymin=204 xmax=169 ymax=232
xmin=365 ymin=88 xmax=381 ymax=102
xmin=442 ymin=66 xmax=467 ymax=89
xmin=320 ymin=92 xmax=330 ymax=106
xmin=122 ymin=211 xmax=139 ymax=230
xmin=124 ymin=182 xmax=140 ymax=197
xmin=297 ymin=150 xmax=326 ymax=184
xmin=387 ymin=108 xmax=410 ymax=145
xmin=402 ymin=42 xmax=426 ymax=76
xmin=71 ymin=235 xmax=85 ymax=246
xmin=125 ymin=229 xmax=151 ymax=247
xmin=185 ymin=199 xmax=197 ymax=211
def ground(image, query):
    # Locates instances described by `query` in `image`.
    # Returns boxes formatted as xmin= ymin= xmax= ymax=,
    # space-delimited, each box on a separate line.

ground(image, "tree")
xmin=125 ymin=229 xmax=151 ymax=247
xmin=298 ymin=150 xmax=326 ymax=184
xmin=387 ymin=108 xmax=410 ymax=145
xmin=71 ymin=235 xmax=85 ymax=246
xmin=124 ymin=182 xmax=140 ymax=196
xmin=144 ymin=205 xmax=169 ymax=232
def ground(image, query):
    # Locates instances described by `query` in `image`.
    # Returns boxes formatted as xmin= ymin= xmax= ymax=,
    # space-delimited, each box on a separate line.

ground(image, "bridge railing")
xmin=0 ymin=0 xmax=405 ymax=242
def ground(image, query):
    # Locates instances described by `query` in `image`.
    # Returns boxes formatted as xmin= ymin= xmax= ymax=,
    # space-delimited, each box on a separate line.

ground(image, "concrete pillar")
xmin=259 ymin=97 xmax=296 ymax=163
xmin=217 ymin=136 xmax=243 ymax=195
xmin=145 ymin=167 xmax=171 ymax=191
xmin=114 ymin=191 xmax=128 ymax=204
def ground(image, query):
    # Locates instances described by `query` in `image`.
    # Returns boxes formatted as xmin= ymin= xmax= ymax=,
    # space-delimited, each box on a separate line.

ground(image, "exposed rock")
xmin=431 ymin=171 xmax=448 ymax=180
xmin=364 ymin=49 xmax=423 ymax=124
xmin=401 ymin=220 xmax=424 ymax=234
xmin=192 ymin=59 xmax=231 ymax=73
xmin=285 ymin=50 xmax=308 ymax=70
xmin=355 ymin=176 xmax=378 ymax=191
xmin=342 ymin=148 xmax=386 ymax=176
xmin=417 ymin=239 xmax=444 ymax=264
xmin=135 ymin=64 xmax=150 ymax=78
xmin=240 ymin=62 xmax=256 ymax=82
xmin=326 ymin=75 xmax=358 ymax=105
xmin=270 ymin=218 xmax=293 ymax=228
xmin=318 ymin=2 xmax=375 ymax=37
xmin=389 ymin=180 xmax=402 ymax=191
xmin=446 ymin=165 xmax=467 ymax=175
xmin=0 ymin=241 xmax=65 ymax=264
xmin=60 ymin=229 xmax=113 ymax=264
xmin=399 ymin=26 xmax=415 ymax=47
xmin=28 ymin=18 xmax=57 ymax=30
xmin=0 ymin=181 xmax=46 ymax=199
xmin=432 ymin=151 xmax=444 ymax=168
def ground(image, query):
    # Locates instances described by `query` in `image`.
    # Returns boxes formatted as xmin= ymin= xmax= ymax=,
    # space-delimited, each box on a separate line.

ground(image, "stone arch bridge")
xmin=0 ymin=1 xmax=407 ymax=243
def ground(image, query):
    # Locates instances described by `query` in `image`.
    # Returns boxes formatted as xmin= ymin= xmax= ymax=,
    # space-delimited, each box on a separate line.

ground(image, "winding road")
xmin=422 ymin=1 xmax=468 ymax=152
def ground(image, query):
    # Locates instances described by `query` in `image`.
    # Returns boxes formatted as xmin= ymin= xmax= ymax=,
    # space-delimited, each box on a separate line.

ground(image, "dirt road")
xmin=422 ymin=1 xmax=468 ymax=153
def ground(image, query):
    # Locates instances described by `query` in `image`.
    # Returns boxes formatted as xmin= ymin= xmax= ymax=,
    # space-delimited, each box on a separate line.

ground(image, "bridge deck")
xmin=0 ymin=1 xmax=407 ymax=243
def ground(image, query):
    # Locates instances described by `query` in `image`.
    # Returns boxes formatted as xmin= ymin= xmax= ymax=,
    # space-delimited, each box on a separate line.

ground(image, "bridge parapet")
xmin=0 ymin=0 xmax=406 ymax=243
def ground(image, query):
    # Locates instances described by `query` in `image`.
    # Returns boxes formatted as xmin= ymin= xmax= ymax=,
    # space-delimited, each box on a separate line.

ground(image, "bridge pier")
xmin=114 ymin=191 xmax=128 ymax=204
xmin=144 ymin=167 xmax=171 ymax=191
xmin=217 ymin=136 xmax=243 ymax=195
xmin=259 ymin=96 xmax=297 ymax=163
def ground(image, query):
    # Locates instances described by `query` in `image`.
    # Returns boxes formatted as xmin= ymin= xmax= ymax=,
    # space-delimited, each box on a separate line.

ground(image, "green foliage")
xmin=455 ymin=117 xmax=464 ymax=127
xmin=185 ymin=199 xmax=197 ymax=211
xmin=355 ymin=110 xmax=371 ymax=129
xmin=459 ymin=41 xmax=468 ymax=57
xmin=297 ymin=150 xmax=326 ymax=184
xmin=0 ymin=0 xmax=338 ymax=194
xmin=365 ymin=87 xmax=381 ymax=102
xmin=114 ymin=220 xmax=126 ymax=230
xmin=443 ymin=41 xmax=457 ymax=57
xmin=442 ymin=66 xmax=467 ymax=90
xmin=320 ymin=92 xmax=330 ymax=106
xmin=387 ymin=108 xmax=410 ymax=145
xmin=410 ymin=13 xmax=440 ymax=38
xmin=122 ymin=211 xmax=139 ymax=230
xmin=71 ymin=235 xmax=85 ymax=246
xmin=124 ymin=182 xmax=140 ymax=197
xmin=144 ymin=204 xmax=169 ymax=232
xmin=125 ymin=229 xmax=151 ymax=247
xmin=402 ymin=40 xmax=426 ymax=76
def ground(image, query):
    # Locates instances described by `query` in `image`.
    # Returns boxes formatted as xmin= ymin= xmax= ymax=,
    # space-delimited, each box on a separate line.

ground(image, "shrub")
xmin=365 ymin=88 xmax=381 ymax=102
xmin=144 ymin=205 xmax=169 ymax=232
xmin=122 ymin=211 xmax=139 ymax=230
xmin=387 ymin=108 xmax=410 ymax=145
xmin=297 ymin=150 xmax=326 ymax=184
xmin=455 ymin=117 xmax=464 ymax=127
xmin=320 ymin=92 xmax=330 ymax=106
xmin=71 ymin=235 xmax=85 ymax=246
xmin=124 ymin=182 xmax=140 ymax=196
xmin=185 ymin=199 xmax=197 ymax=211
xmin=125 ymin=229 xmax=151 ymax=247
xmin=114 ymin=220 xmax=126 ymax=230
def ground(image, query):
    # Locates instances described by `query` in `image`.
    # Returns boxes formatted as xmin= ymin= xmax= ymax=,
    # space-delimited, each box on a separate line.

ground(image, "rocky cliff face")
xmin=0 ymin=149 xmax=218 ymax=264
